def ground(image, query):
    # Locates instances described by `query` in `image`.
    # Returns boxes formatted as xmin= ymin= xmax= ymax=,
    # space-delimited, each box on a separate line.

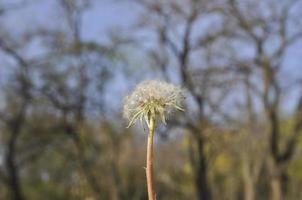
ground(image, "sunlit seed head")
xmin=123 ymin=80 xmax=185 ymax=128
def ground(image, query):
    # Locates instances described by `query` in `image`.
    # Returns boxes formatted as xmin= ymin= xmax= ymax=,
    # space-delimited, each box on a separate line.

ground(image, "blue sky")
xmin=1 ymin=0 xmax=138 ymax=39
xmin=0 ymin=0 xmax=140 ymax=109
xmin=0 ymin=0 xmax=302 ymax=114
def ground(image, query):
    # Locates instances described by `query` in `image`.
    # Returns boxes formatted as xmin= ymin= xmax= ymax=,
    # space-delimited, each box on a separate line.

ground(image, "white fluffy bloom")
xmin=123 ymin=80 xmax=185 ymax=128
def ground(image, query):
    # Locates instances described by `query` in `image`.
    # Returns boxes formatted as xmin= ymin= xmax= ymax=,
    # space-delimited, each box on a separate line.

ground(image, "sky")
xmin=1 ymin=0 xmax=139 ymax=40
xmin=0 ymin=0 xmax=141 ymax=110
xmin=0 ymin=0 xmax=302 ymax=114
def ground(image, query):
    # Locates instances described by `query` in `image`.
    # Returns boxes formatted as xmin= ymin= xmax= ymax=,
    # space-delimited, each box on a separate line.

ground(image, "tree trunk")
xmin=195 ymin=136 xmax=211 ymax=200
xmin=196 ymin=168 xmax=211 ymax=200
xmin=268 ymin=161 xmax=284 ymax=200
xmin=242 ymin=162 xmax=255 ymax=200
xmin=270 ymin=176 xmax=282 ymax=200
xmin=6 ymin=133 xmax=25 ymax=200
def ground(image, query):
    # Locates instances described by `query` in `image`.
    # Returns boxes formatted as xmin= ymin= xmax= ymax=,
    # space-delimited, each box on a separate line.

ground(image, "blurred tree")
xmin=0 ymin=0 xmax=302 ymax=199
xmin=35 ymin=0 xmax=112 ymax=198
xmin=0 ymin=35 xmax=33 ymax=200
xmin=223 ymin=0 xmax=302 ymax=199
xmin=124 ymin=0 xmax=302 ymax=199
xmin=129 ymin=0 xmax=238 ymax=199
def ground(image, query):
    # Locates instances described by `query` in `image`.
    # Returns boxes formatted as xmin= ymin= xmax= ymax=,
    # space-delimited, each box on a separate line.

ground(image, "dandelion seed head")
xmin=123 ymin=80 xmax=185 ymax=128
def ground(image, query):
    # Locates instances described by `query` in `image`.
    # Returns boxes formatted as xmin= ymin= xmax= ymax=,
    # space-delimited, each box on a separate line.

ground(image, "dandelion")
xmin=123 ymin=80 xmax=184 ymax=128
xmin=123 ymin=80 xmax=185 ymax=200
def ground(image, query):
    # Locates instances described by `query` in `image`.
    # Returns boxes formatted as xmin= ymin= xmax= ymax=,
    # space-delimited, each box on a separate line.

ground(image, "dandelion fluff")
xmin=123 ymin=80 xmax=185 ymax=128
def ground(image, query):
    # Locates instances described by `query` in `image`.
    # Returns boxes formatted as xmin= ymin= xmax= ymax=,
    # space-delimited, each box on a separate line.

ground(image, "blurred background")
xmin=0 ymin=0 xmax=302 ymax=200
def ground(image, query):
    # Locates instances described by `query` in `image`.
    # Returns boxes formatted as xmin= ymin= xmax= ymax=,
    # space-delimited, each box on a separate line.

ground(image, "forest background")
xmin=0 ymin=0 xmax=302 ymax=200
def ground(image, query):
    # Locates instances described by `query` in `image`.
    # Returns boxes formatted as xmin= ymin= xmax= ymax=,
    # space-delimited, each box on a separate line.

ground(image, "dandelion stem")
xmin=124 ymin=80 xmax=184 ymax=199
xmin=146 ymin=115 xmax=156 ymax=200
